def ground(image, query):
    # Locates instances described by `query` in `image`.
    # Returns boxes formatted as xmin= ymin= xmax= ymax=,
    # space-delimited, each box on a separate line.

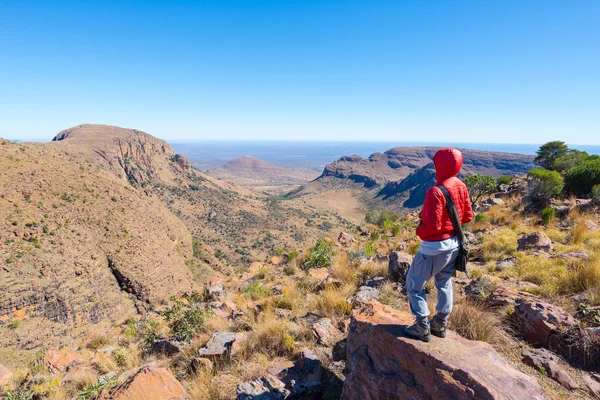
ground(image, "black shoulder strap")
xmin=435 ymin=184 xmax=466 ymax=244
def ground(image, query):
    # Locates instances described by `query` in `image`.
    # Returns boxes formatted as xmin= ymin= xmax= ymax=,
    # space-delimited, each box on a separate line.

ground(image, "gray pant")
xmin=405 ymin=248 xmax=459 ymax=326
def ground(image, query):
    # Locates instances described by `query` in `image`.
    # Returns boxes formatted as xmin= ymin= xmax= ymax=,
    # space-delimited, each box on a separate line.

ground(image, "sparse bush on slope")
xmin=526 ymin=168 xmax=564 ymax=210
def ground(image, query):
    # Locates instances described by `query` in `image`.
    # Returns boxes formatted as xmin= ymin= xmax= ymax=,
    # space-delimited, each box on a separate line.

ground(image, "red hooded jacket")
xmin=416 ymin=148 xmax=473 ymax=241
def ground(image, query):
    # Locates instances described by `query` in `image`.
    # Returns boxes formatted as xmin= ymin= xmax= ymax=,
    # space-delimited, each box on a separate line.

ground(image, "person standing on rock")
xmin=403 ymin=148 xmax=473 ymax=342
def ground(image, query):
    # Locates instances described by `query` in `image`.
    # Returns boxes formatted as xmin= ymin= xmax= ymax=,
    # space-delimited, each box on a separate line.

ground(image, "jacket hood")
xmin=433 ymin=148 xmax=463 ymax=182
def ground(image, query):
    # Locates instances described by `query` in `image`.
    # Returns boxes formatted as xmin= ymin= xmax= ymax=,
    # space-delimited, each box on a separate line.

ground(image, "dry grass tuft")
xmin=244 ymin=312 xmax=296 ymax=358
xmin=449 ymin=300 xmax=512 ymax=348
xmin=310 ymin=285 xmax=355 ymax=321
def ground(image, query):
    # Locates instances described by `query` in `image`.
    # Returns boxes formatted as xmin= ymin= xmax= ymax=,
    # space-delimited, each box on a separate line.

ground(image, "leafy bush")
xmin=592 ymin=184 xmax=600 ymax=205
xmin=474 ymin=213 xmax=487 ymax=223
xmin=162 ymin=293 xmax=210 ymax=342
xmin=302 ymin=239 xmax=334 ymax=270
xmin=564 ymin=158 xmax=600 ymax=196
xmin=496 ymin=175 xmax=512 ymax=186
xmin=526 ymin=168 xmax=564 ymax=209
xmin=553 ymin=149 xmax=590 ymax=173
xmin=464 ymin=174 xmax=496 ymax=205
xmin=534 ymin=141 xmax=569 ymax=170
xmin=365 ymin=209 xmax=399 ymax=228
xmin=541 ymin=207 xmax=555 ymax=225
xmin=365 ymin=241 xmax=377 ymax=257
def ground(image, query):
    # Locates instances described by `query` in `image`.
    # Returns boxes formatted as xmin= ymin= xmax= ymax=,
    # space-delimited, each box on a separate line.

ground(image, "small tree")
xmin=526 ymin=168 xmax=564 ymax=210
xmin=534 ymin=141 xmax=569 ymax=170
xmin=464 ymin=174 xmax=497 ymax=205
xmin=552 ymin=149 xmax=589 ymax=173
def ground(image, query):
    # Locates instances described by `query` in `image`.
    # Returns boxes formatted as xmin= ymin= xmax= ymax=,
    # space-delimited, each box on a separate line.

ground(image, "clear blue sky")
xmin=1 ymin=0 xmax=599 ymax=143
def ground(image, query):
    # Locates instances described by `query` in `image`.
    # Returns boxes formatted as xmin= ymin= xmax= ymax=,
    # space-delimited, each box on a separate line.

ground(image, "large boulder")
xmin=342 ymin=301 xmax=547 ymax=400
xmin=513 ymin=301 xmax=577 ymax=348
xmin=96 ymin=365 xmax=189 ymax=400
xmin=312 ymin=318 xmax=343 ymax=347
xmin=388 ymin=252 xmax=412 ymax=283
xmin=517 ymin=232 xmax=552 ymax=252
xmin=236 ymin=374 xmax=290 ymax=400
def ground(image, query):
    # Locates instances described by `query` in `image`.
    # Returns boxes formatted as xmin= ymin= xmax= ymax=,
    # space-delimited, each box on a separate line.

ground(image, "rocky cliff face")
xmin=51 ymin=124 xmax=191 ymax=185
xmin=342 ymin=301 xmax=547 ymax=400
xmin=0 ymin=138 xmax=194 ymax=350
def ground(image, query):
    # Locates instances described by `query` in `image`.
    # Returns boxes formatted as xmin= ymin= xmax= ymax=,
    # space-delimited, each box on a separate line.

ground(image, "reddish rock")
xmin=388 ymin=252 xmax=412 ymax=283
xmin=513 ymin=301 xmax=577 ymax=348
xmin=342 ymin=301 xmax=547 ymax=400
xmin=41 ymin=349 xmax=84 ymax=373
xmin=96 ymin=365 xmax=189 ymax=400
xmin=338 ymin=232 xmax=354 ymax=246
xmin=522 ymin=348 xmax=578 ymax=390
xmin=312 ymin=318 xmax=343 ymax=347
xmin=517 ymin=232 xmax=552 ymax=252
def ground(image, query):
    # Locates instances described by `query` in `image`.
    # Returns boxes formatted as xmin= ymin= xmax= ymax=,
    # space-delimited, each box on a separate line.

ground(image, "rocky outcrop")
xmin=198 ymin=332 xmax=236 ymax=360
xmin=342 ymin=301 xmax=547 ymax=400
xmin=513 ymin=301 xmax=577 ymax=348
xmin=517 ymin=232 xmax=552 ymax=252
xmin=388 ymin=252 xmax=412 ymax=283
xmin=521 ymin=348 xmax=578 ymax=390
xmin=40 ymin=349 xmax=84 ymax=373
xmin=96 ymin=365 xmax=189 ymax=400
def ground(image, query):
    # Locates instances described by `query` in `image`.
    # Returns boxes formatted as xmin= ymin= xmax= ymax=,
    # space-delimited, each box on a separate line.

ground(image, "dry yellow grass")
xmin=244 ymin=312 xmax=296 ymax=358
xmin=479 ymin=228 xmax=518 ymax=262
xmin=449 ymin=300 xmax=512 ymax=348
xmin=309 ymin=284 xmax=355 ymax=322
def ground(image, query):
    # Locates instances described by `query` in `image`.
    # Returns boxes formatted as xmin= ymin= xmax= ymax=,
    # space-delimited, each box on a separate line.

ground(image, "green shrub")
xmin=496 ymin=176 xmax=513 ymax=186
xmin=242 ymin=281 xmax=271 ymax=300
xmin=370 ymin=230 xmax=380 ymax=241
xmin=162 ymin=293 xmax=210 ymax=343
xmin=541 ymin=207 xmax=555 ymax=225
xmin=365 ymin=241 xmax=377 ymax=257
xmin=391 ymin=225 xmax=402 ymax=237
xmin=526 ymin=168 xmax=564 ymax=209
xmin=474 ymin=213 xmax=487 ymax=223
xmin=302 ymin=239 xmax=334 ymax=270
xmin=365 ymin=209 xmax=399 ymax=228
xmin=464 ymin=174 xmax=497 ymax=205
xmin=564 ymin=158 xmax=600 ymax=196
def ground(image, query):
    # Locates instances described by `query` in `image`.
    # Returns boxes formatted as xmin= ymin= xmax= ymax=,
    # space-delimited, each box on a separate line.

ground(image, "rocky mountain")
xmin=0 ymin=137 xmax=194 ymax=351
xmin=291 ymin=146 xmax=536 ymax=212
xmin=206 ymin=156 xmax=319 ymax=190
xmin=0 ymin=124 xmax=348 ymax=355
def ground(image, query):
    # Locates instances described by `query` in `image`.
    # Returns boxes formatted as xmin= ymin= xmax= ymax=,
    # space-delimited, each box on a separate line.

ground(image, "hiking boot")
xmin=430 ymin=317 xmax=447 ymax=338
xmin=402 ymin=323 xmax=432 ymax=342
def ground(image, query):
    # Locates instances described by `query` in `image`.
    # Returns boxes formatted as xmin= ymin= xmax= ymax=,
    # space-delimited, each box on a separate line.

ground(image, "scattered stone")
xmin=522 ymin=348 xmax=578 ymax=390
xmin=487 ymin=286 xmax=538 ymax=308
xmin=584 ymin=374 xmax=600 ymax=398
xmin=275 ymin=308 xmax=292 ymax=319
xmin=352 ymin=285 xmax=380 ymax=306
xmin=312 ymin=318 xmax=343 ymax=347
xmin=556 ymin=252 xmax=590 ymax=261
xmin=41 ymin=349 xmax=84 ymax=373
xmin=205 ymin=282 xmax=227 ymax=301
xmin=295 ymin=312 xmax=322 ymax=326
xmin=517 ymin=232 xmax=552 ymax=252
xmin=0 ymin=364 xmax=12 ymax=386
xmin=464 ymin=276 xmax=495 ymax=301
xmin=496 ymin=257 xmax=518 ymax=272
xmin=388 ymin=252 xmax=412 ymax=283
xmin=513 ymin=301 xmax=577 ymax=348
xmin=338 ymin=232 xmax=354 ymax=246
xmin=209 ymin=302 xmax=232 ymax=319
xmin=198 ymin=332 xmax=236 ymax=360
xmin=298 ymin=349 xmax=320 ymax=373
xmin=550 ymin=205 xmax=570 ymax=218
xmin=96 ymin=365 xmax=189 ymax=400
xmin=236 ymin=374 xmax=291 ymax=400
xmin=269 ymin=256 xmax=283 ymax=266
xmin=342 ymin=301 xmax=547 ymax=399
xmin=150 ymin=339 xmax=180 ymax=356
